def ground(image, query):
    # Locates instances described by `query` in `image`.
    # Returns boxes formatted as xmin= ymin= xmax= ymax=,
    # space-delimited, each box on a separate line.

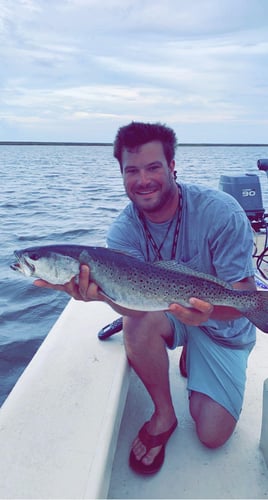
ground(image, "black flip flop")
xmin=98 ymin=317 xmax=123 ymax=340
xmin=179 ymin=346 xmax=187 ymax=378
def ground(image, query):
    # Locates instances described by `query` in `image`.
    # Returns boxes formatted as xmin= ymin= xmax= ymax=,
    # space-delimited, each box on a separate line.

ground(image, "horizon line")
xmin=1 ymin=141 xmax=268 ymax=147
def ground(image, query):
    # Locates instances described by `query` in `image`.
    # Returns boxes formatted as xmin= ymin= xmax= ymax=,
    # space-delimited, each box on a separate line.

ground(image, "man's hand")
xmin=168 ymin=298 xmax=214 ymax=326
xmin=34 ymin=264 xmax=103 ymax=302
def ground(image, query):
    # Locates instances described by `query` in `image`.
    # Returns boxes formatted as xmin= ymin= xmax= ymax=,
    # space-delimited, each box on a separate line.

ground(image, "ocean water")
xmin=1 ymin=143 xmax=268 ymax=405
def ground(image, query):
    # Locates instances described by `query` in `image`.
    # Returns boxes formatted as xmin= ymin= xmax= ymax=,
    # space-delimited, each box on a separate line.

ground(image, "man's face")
xmin=121 ymin=140 xmax=176 ymax=218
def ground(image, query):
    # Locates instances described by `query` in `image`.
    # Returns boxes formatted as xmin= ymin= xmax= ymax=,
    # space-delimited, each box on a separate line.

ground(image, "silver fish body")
xmin=11 ymin=244 xmax=268 ymax=333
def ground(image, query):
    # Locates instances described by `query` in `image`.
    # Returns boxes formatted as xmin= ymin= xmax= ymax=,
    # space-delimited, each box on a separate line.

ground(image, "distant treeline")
xmin=0 ymin=141 xmax=113 ymax=146
xmin=0 ymin=141 xmax=268 ymax=147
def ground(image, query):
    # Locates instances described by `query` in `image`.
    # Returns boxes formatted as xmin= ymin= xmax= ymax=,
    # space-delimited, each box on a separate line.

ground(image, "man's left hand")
xmin=168 ymin=298 xmax=214 ymax=326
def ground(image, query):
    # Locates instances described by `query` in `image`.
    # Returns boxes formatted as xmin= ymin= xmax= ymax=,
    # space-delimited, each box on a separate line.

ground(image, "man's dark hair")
xmin=113 ymin=121 xmax=178 ymax=171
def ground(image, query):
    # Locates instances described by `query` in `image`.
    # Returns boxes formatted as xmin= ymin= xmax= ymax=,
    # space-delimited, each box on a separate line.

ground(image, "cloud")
xmin=1 ymin=0 xmax=268 ymax=142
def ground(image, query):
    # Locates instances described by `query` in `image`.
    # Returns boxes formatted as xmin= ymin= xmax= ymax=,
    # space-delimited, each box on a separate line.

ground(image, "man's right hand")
xmin=34 ymin=265 xmax=152 ymax=317
xmin=34 ymin=264 xmax=103 ymax=302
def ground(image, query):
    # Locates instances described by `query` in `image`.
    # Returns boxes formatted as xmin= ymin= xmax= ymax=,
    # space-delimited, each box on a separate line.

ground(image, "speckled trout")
xmin=11 ymin=244 xmax=268 ymax=333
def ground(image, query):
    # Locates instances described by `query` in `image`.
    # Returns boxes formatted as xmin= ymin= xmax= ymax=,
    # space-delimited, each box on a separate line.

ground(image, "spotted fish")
xmin=10 ymin=244 xmax=268 ymax=333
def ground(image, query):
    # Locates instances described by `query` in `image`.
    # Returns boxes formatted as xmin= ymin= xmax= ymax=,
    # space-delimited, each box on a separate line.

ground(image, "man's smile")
xmin=137 ymin=190 xmax=156 ymax=195
xmin=135 ymin=186 xmax=159 ymax=196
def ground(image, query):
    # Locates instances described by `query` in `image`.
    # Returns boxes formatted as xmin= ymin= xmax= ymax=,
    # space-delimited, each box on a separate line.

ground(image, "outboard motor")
xmin=219 ymin=173 xmax=265 ymax=231
xmin=219 ymin=160 xmax=268 ymax=280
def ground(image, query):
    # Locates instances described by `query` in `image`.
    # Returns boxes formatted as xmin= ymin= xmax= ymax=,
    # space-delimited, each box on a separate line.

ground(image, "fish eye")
xmin=28 ymin=252 xmax=40 ymax=261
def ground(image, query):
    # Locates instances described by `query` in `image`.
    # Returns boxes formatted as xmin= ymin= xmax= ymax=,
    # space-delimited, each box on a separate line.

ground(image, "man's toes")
xmin=132 ymin=438 xmax=146 ymax=460
xmin=141 ymin=446 xmax=162 ymax=465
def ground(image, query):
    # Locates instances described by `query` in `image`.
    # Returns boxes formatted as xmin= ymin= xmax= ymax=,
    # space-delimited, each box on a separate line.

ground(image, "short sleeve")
xmin=208 ymin=200 xmax=254 ymax=283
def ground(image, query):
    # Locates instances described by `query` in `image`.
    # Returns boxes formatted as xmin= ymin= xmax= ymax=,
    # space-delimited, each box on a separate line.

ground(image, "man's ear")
xmin=169 ymin=159 xmax=176 ymax=178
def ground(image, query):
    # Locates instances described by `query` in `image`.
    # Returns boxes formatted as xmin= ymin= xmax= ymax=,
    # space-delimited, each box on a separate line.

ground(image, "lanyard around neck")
xmin=138 ymin=184 xmax=183 ymax=261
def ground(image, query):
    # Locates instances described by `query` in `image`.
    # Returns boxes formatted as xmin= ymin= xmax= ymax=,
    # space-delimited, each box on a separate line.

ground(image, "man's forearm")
xmin=210 ymin=305 xmax=242 ymax=321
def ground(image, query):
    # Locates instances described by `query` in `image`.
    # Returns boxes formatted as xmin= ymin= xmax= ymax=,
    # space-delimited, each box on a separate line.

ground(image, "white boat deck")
xmin=0 ymin=254 xmax=268 ymax=499
xmin=108 ymin=331 xmax=268 ymax=499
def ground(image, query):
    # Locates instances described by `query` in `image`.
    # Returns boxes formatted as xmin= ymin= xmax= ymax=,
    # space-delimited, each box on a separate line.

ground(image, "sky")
xmin=1 ymin=0 xmax=268 ymax=143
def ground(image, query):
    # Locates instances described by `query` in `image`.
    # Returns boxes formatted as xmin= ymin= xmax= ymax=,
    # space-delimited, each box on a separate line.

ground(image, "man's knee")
xmin=123 ymin=312 xmax=173 ymax=348
xmin=190 ymin=391 xmax=237 ymax=449
xmin=196 ymin=423 xmax=236 ymax=449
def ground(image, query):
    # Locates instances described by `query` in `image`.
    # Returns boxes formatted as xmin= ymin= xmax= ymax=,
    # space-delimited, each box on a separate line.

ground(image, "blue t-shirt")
xmin=107 ymin=183 xmax=256 ymax=348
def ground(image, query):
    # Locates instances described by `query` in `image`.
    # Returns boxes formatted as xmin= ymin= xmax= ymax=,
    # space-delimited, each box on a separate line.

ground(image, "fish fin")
xmin=153 ymin=260 xmax=182 ymax=271
xmin=244 ymin=291 xmax=268 ymax=333
xmin=153 ymin=260 xmax=233 ymax=290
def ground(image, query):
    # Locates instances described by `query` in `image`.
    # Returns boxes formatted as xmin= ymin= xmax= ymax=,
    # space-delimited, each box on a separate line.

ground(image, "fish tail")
xmin=244 ymin=291 xmax=268 ymax=333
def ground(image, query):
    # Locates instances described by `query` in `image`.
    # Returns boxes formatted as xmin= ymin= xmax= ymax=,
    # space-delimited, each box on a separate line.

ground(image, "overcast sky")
xmin=1 ymin=0 xmax=268 ymax=143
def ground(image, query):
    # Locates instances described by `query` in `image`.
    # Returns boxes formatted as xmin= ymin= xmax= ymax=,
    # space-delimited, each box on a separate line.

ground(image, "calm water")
xmin=1 ymin=144 xmax=268 ymax=405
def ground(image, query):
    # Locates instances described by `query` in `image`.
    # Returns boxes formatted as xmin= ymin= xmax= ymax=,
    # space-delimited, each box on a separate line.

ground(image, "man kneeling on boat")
xmin=35 ymin=122 xmax=256 ymax=475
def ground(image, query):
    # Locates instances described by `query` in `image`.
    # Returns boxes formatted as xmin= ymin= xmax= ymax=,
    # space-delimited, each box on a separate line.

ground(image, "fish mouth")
xmin=10 ymin=262 xmax=21 ymax=271
xmin=10 ymin=252 xmax=35 ymax=275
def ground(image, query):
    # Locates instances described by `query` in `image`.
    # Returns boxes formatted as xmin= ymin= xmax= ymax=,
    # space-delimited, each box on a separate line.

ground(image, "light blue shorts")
xmin=165 ymin=313 xmax=255 ymax=420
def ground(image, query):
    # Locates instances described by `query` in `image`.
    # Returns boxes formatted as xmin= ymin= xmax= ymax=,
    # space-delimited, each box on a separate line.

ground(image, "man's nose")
xmin=138 ymin=169 xmax=150 ymax=184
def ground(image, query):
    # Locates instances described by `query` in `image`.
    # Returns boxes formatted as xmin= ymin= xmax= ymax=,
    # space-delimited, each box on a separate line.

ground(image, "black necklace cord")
xmin=137 ymin=184 xmax=183 ymax=261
